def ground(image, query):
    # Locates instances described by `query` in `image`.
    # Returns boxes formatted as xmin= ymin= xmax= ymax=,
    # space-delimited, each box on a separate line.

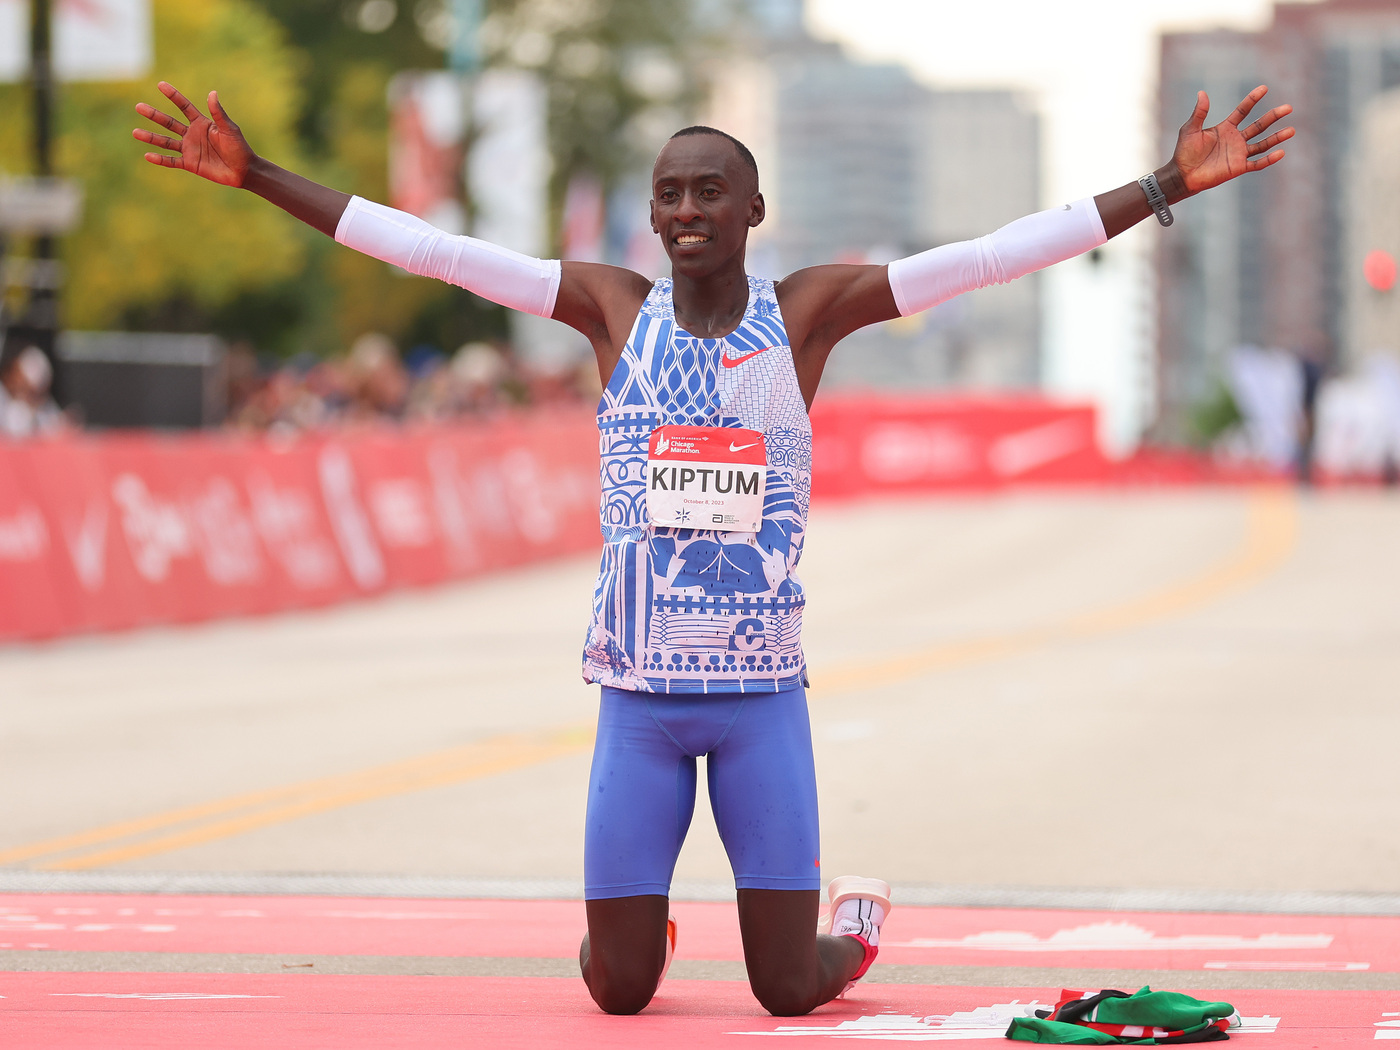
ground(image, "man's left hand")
xmin=1165 ymin=85 xmax=1294 ymax=198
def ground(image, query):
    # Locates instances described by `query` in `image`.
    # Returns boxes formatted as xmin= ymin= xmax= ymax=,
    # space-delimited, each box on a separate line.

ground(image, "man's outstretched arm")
xmin=780 ymin=84 xmax=1294 ymax=394
xmin=133 ymin=82 xmax=648 ymax=363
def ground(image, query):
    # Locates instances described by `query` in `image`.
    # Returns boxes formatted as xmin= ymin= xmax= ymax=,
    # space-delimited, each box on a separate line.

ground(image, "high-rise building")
xmin=708 ymin=10 xmax=1043 ymax=389
xmin=1349 ymin=87 xmax=1400 ymax=355
xmin=1156 ymin=0 xmax=1400 ymax=440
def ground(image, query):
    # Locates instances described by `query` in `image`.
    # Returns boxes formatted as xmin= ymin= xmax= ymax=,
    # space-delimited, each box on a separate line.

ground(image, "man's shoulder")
xmin=563 ymin=261 xmax=655 ymax=297
xmin=775 ymin=263 xmax=883 ymax=309
xmin=558 ymin=262 xmax=655 ymax=332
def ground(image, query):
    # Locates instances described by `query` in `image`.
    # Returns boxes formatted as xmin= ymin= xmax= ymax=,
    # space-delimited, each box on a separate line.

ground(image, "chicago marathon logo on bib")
xmin=647 ymin=425 xmax=767 ymax=532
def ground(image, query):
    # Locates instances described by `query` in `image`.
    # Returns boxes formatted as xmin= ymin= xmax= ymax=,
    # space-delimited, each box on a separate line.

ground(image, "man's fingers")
xmin=143 ymin=152 xmax=185 ymax=169
xmin=131 ymin=128 xmax=182 ymax=152
xmin=1246 ymin=149 xmax=1286 ymax=172
xmin=1241 ymin=103 xmax=1293 ymax=139
xmin=207 ymin=90 xmax=233 ymax=129
xmin=208 ymin=91 xmax=240 ymax=134
xmin=1227 ymin=84 xmax=1269 ymax=127
xmin=135 ymin=102 xmax=188 ymax=136
xmin=158 ymin=80 xmax=204 ymax=123
xmin=1184 ymin=90 xmax=1210 ymax=131
xmin=1246 ymin=127 xmax=1295 ymax=157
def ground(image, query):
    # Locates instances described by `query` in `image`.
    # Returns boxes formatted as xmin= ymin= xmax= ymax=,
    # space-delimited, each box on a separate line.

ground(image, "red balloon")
xmin=1363 ymin=249 xmax=1397 ymax=292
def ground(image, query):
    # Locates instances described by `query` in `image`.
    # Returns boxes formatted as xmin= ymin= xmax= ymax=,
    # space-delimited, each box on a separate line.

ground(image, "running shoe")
xmin=817 ymin=875 xmax=891 ymax=994
xmin=817 ymin=875 xmax=891 ymax=937
xmin=656 ymin=913 xmax=678 ymax=989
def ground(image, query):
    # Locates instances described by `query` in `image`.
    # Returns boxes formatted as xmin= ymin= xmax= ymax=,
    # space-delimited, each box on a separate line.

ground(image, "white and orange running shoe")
xmin=817 ymin=876 xmax=891 ymax=995
xmin=656 ymin=914 xmax=678 ymax=990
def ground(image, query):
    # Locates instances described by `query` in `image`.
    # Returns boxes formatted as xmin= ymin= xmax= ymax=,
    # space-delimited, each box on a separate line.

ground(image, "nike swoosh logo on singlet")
xmin=729 ymin=441 xmax=760 ymax=452
xmin=721 ymin=346 xmax=772 ymax=368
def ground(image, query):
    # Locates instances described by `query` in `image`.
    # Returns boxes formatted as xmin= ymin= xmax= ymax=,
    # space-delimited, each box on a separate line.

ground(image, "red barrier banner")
xmin=0 ymin=397 xmax=1115 ymax=643
xmin=810 ymin=395 xmax=1110 ymax=499
xmin=0 ymin=447 xmax=68 ymax=640
xmin=0 ymin=409 xmax=604 ymax=642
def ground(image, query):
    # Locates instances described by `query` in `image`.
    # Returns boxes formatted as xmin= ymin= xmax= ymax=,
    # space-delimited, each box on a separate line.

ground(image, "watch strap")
xmin=1138 ymin=173 xmax=1174 ymax=227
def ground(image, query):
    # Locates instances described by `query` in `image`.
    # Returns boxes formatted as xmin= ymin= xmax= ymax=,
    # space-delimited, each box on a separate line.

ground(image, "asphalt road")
xmin=3 ymin=488 xmax=1397 ymax=895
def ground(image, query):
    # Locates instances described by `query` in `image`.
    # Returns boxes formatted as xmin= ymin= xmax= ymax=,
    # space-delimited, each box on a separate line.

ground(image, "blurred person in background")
xmin=404 ymin=351 xmax=453 ymax=424
xmin=224 ymin=342 xmax=262 ymax=423
xmin=133 ymin=75 xmax=1292 ymax=1017
xmin=228 ymin=352 xmax=332 ymax=432
xmin=406 ymin=340 xmax=512 ymax=421
xmin=0 ymin=340 xmax=66 ymax=439
xmin=1296 ymin=332 xmax=1331 ymax=485
xmin=345 ymin=331 xmax=409 ymax=422
xmin=302 ymin=356 xmax=353 ymax=421
xmin=450 ymin=341 xmax=510 ymax=414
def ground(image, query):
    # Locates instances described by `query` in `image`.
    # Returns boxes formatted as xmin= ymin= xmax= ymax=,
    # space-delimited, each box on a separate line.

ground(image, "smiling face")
xmin=650 ymin=133 xmax=764 ymax=279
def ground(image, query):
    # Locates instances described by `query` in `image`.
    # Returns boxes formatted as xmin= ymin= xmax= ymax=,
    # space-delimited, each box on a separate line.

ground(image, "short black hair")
xmin=668 ymin=125 xmax=759 ymax=185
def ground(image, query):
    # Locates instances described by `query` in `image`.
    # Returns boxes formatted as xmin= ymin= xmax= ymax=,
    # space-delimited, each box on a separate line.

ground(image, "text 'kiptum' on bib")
xmin=646 ymin=425 xmax=767 ymax=532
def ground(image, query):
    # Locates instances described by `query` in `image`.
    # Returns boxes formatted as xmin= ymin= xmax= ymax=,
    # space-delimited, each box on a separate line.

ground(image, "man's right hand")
xmin=133 ymin=81 xmax=254 ymax=187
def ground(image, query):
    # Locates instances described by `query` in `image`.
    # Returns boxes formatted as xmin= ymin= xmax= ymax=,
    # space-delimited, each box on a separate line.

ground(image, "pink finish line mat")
xmin=0 ymin=974 xmax=1395 ymax=1049
xmin=1 ymin=894 xmax=1396 ymax=973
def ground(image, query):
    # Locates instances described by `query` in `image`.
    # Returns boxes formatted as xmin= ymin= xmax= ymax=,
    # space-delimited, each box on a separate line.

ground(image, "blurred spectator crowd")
xmin=224 ymin=335 xmax=600 ymax=432
xmin=1220 ymin=344 xmax=1400 ymax=483
xmin=0 ymin=343 xmax=66 ymax=439
xmin=0 ymin=332 xmax=600 ymax=440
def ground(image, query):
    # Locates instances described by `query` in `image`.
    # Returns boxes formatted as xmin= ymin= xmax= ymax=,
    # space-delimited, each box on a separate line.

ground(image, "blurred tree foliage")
xmin=239 ymin=0 xmax=490 ymax=355
xmin=1189 ymin=381 xmax=1245 ymax=447
xmin=1 ymin=0 xmax=711 ymax=357
xmin=473 ymin=0 xmax=704 ymax=242
xmin=0 ymin=0 xmax=311 ymax=343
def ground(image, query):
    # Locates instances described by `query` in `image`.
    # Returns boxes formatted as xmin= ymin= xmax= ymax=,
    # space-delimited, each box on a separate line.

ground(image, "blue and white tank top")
xmin=583 ymin=276 xmax=813 ymax=694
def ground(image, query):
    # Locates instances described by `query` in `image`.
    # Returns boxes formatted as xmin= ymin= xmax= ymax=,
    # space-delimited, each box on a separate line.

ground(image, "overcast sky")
xmin=806 ymin=0 xmax=1298 ymax=204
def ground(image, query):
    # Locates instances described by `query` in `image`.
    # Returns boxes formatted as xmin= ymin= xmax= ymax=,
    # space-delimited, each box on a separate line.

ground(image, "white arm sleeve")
xmin=334 ymin=196 xmax=562 ymax=319
xmin=886 ymin=198 xmax=1107 ymax=317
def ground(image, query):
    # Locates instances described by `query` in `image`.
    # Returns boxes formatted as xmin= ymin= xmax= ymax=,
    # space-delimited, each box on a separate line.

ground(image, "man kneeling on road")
xmin=133 ymin=77 xmax=1292 ymax=1016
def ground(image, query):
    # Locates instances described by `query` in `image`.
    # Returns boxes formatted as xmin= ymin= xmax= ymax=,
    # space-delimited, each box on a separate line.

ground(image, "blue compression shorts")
xmin=584 ymin=685 xmax=822 ymax=900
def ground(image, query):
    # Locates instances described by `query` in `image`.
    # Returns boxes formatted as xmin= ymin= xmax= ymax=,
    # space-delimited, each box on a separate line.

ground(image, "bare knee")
xmin=586 ymin=967 xmax=661 ymax=1015
xmin=580 ymin=895 xmax=670 ymax=1015
xmin=750 ymin=974 xmax=820 ymax=1017
xmin=579 ymin=925 xmax=664 ymax=1015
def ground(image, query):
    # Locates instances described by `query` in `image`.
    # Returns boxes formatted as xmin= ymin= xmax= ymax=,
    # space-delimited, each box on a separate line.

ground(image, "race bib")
xmin=646 ymin=425 xmax=767 ymax=532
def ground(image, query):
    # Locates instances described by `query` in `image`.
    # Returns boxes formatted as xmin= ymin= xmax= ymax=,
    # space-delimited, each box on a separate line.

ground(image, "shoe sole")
xmin=817 ymin=876 xmax=892 ymax=935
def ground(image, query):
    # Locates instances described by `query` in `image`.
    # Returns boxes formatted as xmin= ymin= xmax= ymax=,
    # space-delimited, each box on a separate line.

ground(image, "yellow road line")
xmin=5 ymin=489 xmax=1297 ymax=871
xmin=20 ymin=726 xmax=593 ymax=871
xmin=0 ymin=747 xmax=481 ymax=866
xmin=0 ymin=786 xmax=308 ymax=867
xmin=808 ymin=487 xmax=1297 ymax=697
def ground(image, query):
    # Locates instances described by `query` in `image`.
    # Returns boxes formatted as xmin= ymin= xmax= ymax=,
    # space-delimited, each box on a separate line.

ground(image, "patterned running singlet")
xmin=583 ymin=276 xmax=813 ymax=694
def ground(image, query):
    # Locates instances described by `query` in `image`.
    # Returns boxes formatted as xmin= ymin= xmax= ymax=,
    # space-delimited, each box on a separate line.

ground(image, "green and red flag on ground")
xmin=1007 ymin=987 xmax=1240 ymax=1044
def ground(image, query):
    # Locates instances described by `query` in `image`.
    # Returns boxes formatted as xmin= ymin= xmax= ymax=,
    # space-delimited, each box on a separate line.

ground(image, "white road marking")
xmin=731 ymin=1001 xmax=1047 ymax=1041
xmin=51 ymin=992 xmax=281 ymax=1001
xmin=889 ymin=921 xmax=1331 ymax=952
xmin=733 ymin=1006 xmax=1281 ymax=1041
xmin=1206 ymin=961 xmax=1368 ymax=971
xmin=312 ymin=910 xmax=488 ymax=920
xmin=0 ymin=922 xmax=174 ymax=934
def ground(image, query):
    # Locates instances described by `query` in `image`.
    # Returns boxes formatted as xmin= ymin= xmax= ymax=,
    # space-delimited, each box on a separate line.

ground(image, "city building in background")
xmin=1349 ymin=85 xmax=1400 ymax=356
xmin=1156 ymin=0 xmax=1400 ymax=442
xmin=710 ymin=1 xmax=1044 ymax=390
